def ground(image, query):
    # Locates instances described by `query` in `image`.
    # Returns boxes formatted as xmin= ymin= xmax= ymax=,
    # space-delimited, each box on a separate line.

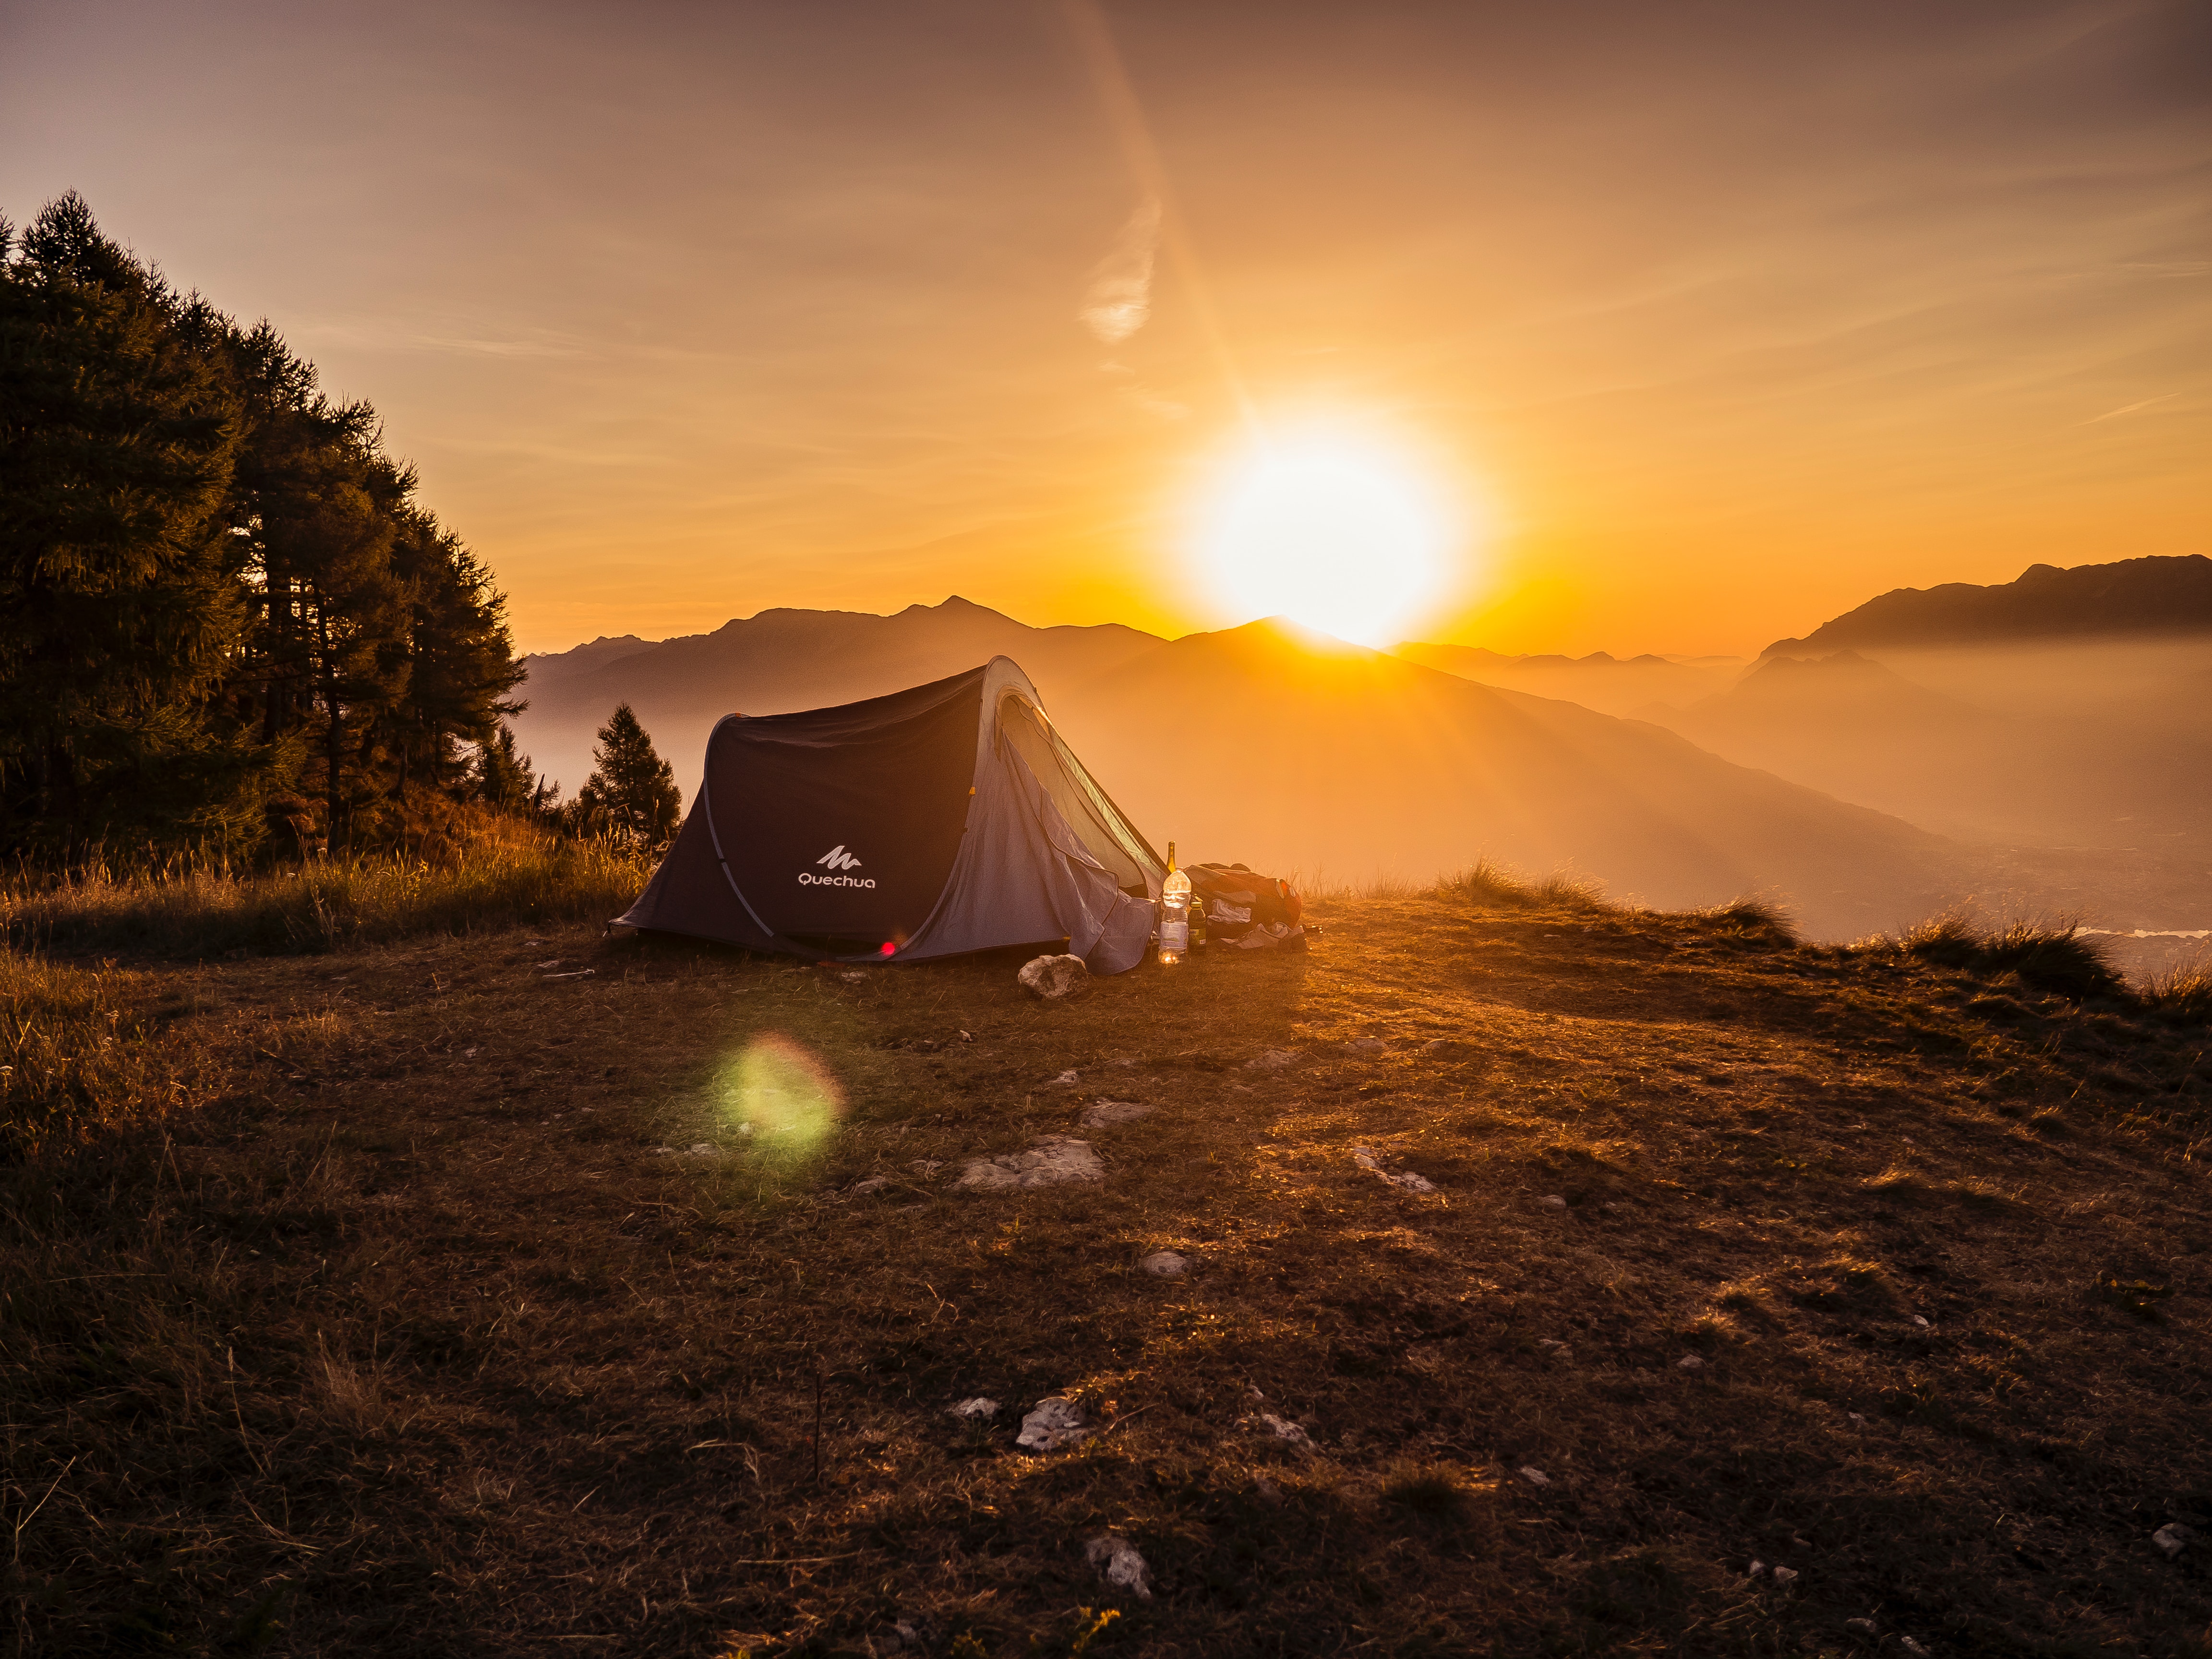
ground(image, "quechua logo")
xmin=800 ymin=844 xmax=875 ymax=888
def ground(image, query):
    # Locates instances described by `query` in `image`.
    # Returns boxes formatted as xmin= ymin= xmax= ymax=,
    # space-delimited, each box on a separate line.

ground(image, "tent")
xmin=613 ymin=657 xmax=1165 ymax=970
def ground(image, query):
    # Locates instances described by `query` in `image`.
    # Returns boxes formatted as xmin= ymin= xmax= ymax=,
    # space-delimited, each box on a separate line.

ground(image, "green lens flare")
xmin=715 ymin=1034 xmax=842 ymax=1163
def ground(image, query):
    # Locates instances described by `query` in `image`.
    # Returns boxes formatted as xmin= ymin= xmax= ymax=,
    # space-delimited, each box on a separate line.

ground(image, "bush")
xmin=2141 ymin=957 xmax=2212 ymax=1024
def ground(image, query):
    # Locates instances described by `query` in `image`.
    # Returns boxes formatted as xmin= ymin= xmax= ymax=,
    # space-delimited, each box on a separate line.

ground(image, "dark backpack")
xmin=1187 ymin=862 xmax=1304 ymax=942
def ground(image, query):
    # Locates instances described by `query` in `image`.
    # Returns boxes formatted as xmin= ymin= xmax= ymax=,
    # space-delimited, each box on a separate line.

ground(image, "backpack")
xmin=1187 ymin=862 xmax=1305 ymax=948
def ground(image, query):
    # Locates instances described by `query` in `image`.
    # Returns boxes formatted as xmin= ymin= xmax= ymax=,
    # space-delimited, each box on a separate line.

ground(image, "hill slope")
xmin=9 ymin=897 xmax=2205 ymax=1654
xmin=1391 ymin=640 xmax=1741 ymax=717
xmin=1050 ymin=621 xmax=1956 ymax=939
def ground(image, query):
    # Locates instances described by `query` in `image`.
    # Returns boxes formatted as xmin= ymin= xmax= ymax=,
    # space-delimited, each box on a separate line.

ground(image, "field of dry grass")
xmin=3 ymin=886 xmax=2208 ymax=1656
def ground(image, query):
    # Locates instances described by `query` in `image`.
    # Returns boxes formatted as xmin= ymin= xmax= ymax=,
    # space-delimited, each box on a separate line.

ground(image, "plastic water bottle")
xmin=1159 ymin=842 xmax=1190 ymax=966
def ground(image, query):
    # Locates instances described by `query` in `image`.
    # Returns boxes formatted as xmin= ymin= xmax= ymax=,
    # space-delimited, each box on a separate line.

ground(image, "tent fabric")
xmin=613 ymin=657 xmax=1164 ymax=972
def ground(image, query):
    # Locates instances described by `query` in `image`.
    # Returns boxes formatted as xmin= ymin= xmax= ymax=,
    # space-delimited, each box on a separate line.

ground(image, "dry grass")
xmin=1 ymin=888 xmax=2208 ymax=1656
xmin=1 ymin=827 xmax=651 ymax=960
xmin=1893 ymin=910 xmax=2124 ymax=1002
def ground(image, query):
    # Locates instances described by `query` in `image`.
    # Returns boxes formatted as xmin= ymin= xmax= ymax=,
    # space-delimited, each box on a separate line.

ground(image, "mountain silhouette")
xmin=519 ymin=601 xmax=1962 ymax=939
xmin=1764 ymin=555 xmax=2212 ymax=656
xmin=512 ymin=596 xmax=1163 ymax=797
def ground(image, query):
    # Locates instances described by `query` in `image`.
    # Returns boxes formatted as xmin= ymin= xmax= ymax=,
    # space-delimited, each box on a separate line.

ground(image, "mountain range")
xmin=510 ymin=556 xmax=2211 ymax=950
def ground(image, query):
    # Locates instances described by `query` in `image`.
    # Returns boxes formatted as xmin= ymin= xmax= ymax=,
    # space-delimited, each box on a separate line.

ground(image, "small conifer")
xmin=575 ymin=704 xmax=680 ymax=846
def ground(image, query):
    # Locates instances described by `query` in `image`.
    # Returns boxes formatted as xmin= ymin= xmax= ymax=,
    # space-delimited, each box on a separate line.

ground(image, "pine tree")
xmin=475 ymin=724 xmax=547 ymax=816
xmin=575 ymin=705 xmax=680 ymax=847
xmin=0 ymin=192 xmax=287 ymax=854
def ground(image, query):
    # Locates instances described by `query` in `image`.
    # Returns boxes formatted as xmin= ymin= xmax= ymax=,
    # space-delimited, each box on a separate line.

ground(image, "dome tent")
xmin=613 ymin=658 xmax=1165 ymax=971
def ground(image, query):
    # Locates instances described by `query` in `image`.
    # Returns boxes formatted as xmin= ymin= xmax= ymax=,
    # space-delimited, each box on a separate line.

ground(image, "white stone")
xmin=1245 ymin=1048 xmax=1298 ymax=1070
xmin=1518 ymin=1466 xmax=1550 ymax=1487
xmin=1084 ymin=1534 xmax=1153 ymax=1599
xmin=1016 ymin=1397 xmax=1093 ymax=1452
xmin=1351 ymin=1145 xmax=1438 ymax=1193
xmin=1049 ymin=1069 xmax=1079 ymax=1085
xmin=1677 ymin=1355 xmax=1706 ymax=1370
xmin=947 ymin=1397 xmax=999 ymax=1421
xmin=1141 ymin=1250 xmax=1189 ymax=1278
xmin=1538 ymin=1194 xmax=1568 ymax=1209
xmin=1019 ymin=954 xmax=1091 ymax=1000
xmin=1747 ymin=1560 xmax=1766 ymax=1577
xmin=1082 ymin=1099 xmax=1152 ymax=1128
xmin=1257 ymin=1413 xmax=1312 ymax=1451
xmin=1347 ymin=1038 xmax=1387 ymax=1055
xmin=2154 ymin=1523 xmax=2197 ymax=1558
xmin=1770 ymin=1566 xmax=1799 ymax=1587
xmin=851 ymin=1177 xmax=888 ymax=1194
xmin=956 ymin=1136 xmax=1105 ymax=1192
xmin=1899 ymin=1639 xmax=1929 ymax=1656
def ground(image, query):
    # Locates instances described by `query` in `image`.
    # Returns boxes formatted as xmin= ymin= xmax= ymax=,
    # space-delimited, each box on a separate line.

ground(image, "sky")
xmin=4 ymin=0 xmax=2206 ymax=656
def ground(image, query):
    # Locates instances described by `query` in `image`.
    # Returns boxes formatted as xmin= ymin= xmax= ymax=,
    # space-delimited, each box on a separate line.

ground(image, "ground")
xmin=5 ymin=894 xmax=2209 ymax=1657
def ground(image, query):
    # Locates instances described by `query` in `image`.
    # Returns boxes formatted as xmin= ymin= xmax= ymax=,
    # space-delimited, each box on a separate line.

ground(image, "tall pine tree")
xmin=0 ymin=193 xmax=286 ymax=854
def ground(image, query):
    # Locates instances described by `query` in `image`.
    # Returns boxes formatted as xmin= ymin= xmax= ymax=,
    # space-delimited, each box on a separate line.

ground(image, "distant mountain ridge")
xmin=1764 ymin=555 xmax=2212 ymax=656
xmin=513 ymin=597 xmax=1965 ymax=939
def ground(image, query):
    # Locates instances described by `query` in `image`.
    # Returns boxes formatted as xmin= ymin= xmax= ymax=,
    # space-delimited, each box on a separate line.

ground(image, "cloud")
xmin=1079 ymin=196 xmax=1160 ymax=345
xmin=2081 ymin=392 xmax=2181 ymax=425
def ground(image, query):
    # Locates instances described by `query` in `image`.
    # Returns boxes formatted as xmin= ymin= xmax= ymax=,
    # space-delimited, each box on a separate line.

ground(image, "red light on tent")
xmin=879 ymin=941 xmax=896 ymax=957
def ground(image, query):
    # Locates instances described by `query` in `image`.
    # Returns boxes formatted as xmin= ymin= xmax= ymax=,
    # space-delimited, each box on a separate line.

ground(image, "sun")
xmin=1194 ymin=432 xmax=1454 ymax=647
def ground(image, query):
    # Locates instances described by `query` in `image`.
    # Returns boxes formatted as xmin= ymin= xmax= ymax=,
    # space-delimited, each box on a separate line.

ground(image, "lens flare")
xmin=713 ymin=1034 xmax=843 ymax=1163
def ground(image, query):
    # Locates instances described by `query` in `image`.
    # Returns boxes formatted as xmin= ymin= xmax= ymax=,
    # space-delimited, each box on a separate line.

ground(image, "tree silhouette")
xmin=575 ymin=704 xmax=680 ymax=847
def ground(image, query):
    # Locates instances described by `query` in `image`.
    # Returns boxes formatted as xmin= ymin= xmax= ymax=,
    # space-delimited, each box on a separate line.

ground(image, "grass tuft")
xmin=1891 ymin=911 xmax=2124 ymax=1001
xmin=2140 ymin=955 xmax=2212 ymax=1024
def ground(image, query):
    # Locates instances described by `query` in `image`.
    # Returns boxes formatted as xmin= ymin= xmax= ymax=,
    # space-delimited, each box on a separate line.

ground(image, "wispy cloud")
xmin=2081 ymin=391 xmax=2180 ymax=424
xmin=1079 ymin=196 xmax=1161 ymax=345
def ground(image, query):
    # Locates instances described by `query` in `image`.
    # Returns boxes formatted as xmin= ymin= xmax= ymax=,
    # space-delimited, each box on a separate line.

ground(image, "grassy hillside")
xmin=2 ymin=885 xmax=2207 ymax=1656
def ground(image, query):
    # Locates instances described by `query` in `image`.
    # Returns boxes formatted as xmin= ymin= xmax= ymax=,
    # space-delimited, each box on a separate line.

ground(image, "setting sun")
xmin=1195 ymin=434 xmax=1456 ymax=647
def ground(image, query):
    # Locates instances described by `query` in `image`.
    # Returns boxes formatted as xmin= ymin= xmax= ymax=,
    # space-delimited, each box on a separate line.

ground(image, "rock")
xmin=1517 ymin=1466 xmax=1551 ymax=1487
xmin=1421 ymin=1038 xmax=1476 ymax=1058
xmin=947 ymin=1397 xmax=999 ymax=1421
xmin=1845 ymin=1618 xmax=1878 ymax=1636
xmin=1017 ymin=1397 xmax=1093 ymax=1452
xmin=851 ymin=1177 xmax=889 ymax=1194
xmin=1770 ymin=1565 xmax=1799 ymax=1587
xmin=1676 ymin=1355 xmax=1706 ymax=1370
xmin=1350 ymin=1145 xmax=1437 ymax=1193
xmin=1049 ymin=1069 xmax=1079 ymax=1085
xmin=1140 ymin=1250 xmax=1189 ymax=1278
xmin=956 ymin=1136 xmax=1105 ymax=1192
xmin=1245 ymin=1048 xmax=1298 ymax=1070
xmin=1019 ymin=953 xmax=1091 ymax=1000
xmin=891 ymin=1614 xmax=941 ymax=1651
xmin=2154 ymin=1522 xmax=2198 ymax=1558
xmin=1538 ymin=1194 xmax=1568 ymax=1209
xmin=1082 ymin=1099 xmax=1152 ymax=1128
xmin=1746 ymin=1560 xmax=1766 ymax=1577
xmin=1537 ymin=1338 xmax=1572 ymax=1359
xmin=1256 ymin=1413 xmax=1313 ymax=1451
xmin=687 ymin=1143 xmax=719 ymax=1157
xmin=1899 ymin=1639 xmax=1929 ymax=1656
xmin=1347 ymin=1038 xmax=1388 ymax=1055
xmin=1911 ymin=1314 xmax=1930 ymax=1328
xmin=908 ymin=1159 xmax=943 ymax=1177
xmin=1083 ymin=1533 xmax=1153 ymax=1599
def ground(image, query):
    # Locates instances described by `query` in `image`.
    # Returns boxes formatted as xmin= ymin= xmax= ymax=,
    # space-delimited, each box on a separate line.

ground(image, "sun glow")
xmin=1195 ymin=433 xmax=1456 ymax=647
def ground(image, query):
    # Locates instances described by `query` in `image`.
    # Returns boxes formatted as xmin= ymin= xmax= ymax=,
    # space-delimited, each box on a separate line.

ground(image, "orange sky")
xmin=5 ymin=1 xmax=2205 ymax=657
